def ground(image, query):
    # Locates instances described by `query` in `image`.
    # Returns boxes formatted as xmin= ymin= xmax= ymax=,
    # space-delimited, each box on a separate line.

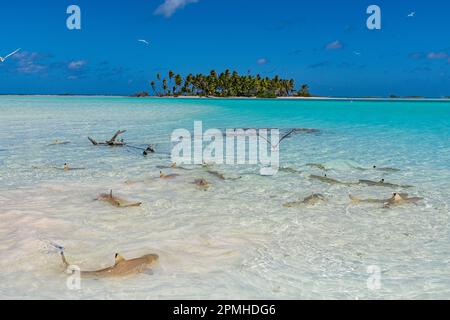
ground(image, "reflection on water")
xmin=0 ymin=97 xmax=449 ymax=299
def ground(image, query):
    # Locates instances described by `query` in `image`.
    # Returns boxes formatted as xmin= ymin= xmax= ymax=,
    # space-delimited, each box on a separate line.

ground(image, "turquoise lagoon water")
xmin=0 ymin=96 xmax=449 ymax=299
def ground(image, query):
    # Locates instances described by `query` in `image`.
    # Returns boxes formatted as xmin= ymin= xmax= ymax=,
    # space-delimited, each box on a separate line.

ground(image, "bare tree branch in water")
xmin=88 ymin=130 xmax=127 ymax=146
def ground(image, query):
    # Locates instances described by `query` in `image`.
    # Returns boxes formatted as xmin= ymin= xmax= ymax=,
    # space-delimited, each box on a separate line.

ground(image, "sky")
xmin=0 ymin=0 xmax=449 ymax=97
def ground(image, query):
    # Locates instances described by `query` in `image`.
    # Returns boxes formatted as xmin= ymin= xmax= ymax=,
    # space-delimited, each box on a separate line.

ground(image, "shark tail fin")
xmin=349 ymin=195 xmax=360 ymax=203
xmin=47 ymin=242 xmax=70 ymax=268
xmin=60 ymin=251 xmax=70 ymax=268
xmin=39 ymin=240 xmax=73 ymax=270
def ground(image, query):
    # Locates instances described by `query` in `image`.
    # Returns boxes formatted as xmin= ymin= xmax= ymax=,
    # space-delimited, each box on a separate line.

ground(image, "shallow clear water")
xmin=0 ymin=96 xmax=449 ymax=299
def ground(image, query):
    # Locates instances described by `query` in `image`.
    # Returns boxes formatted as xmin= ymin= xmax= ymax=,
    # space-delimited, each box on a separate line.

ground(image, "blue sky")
xmin=0 ymin=0 xmax=449 ymax=97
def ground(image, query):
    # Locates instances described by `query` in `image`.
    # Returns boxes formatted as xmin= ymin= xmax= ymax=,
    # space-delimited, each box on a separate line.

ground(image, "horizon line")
xmin=1 ymin=94 xmax=449 ymax=101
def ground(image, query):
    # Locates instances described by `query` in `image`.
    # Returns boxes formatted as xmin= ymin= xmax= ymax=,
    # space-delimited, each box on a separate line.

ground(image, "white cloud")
xmin=326 ymin=40 xmax=343 ymax=50
xmin=68 ymin=60 xmax=86 ymax=70
xmin=12 ymin=52 xmax=47 ymax=74
xmin=154 ymin=0 xmax=198 ymax=18
xmin=257 ymin=58 xmax=268 ymax=65
xmin=427 ymin=52 xmax=448 ymax=60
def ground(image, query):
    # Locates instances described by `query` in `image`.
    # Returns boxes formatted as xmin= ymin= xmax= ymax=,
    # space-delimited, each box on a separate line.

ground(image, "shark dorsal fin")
xmin=114 ymin=253 xmax=125 ymax=265
xmin=393 ymin=193 xmax=403 ymax=201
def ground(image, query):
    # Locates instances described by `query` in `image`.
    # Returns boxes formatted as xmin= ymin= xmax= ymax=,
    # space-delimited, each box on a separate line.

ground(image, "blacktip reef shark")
xmin=124 ymin=169 xmax=181 ymax=185
xmin=96 ymin=190 xmax=142 ymax=208
xmin=61 ymin=251 xmax=159 ymax=278
xmin=205 ymin=169 xmax=242 ymax=181
xmin=159 ymin=171 xmax=180 ymax=180
xmin=350 ymin=164 xmax=400 ymax=172
xmin=358 ymin=179 xmax=413 ymax=189
xmin=48 ymin=140 xmax=70 ymax=146
xmin=205 ymin=169 xmax=226 ymax=180
xmin=157 ymin=163 xmax=193 ymax=171
xmin=220 ymin=127 xmax=319 ymax=139
xmin=309 ymin=174 xmax=355 ymax=186
xmin=193 ymin=178 xmax=210 ymax=190
xmin=306 ymin=163 xmax=329 ymax=171
xmin=283 ymin=193 xmax=326 ymax=208
xmin=373 ymin=165 xmax=401 ymax=172
xmin=278 ymin=166 xmax=303 ymax=174
xmin=201 ymin=161 xmax=216 ymax=168
xmin=349 ymin=193 xmax=423 ymax=208
xmin=53 ymin=163 xmax=85 ymax=171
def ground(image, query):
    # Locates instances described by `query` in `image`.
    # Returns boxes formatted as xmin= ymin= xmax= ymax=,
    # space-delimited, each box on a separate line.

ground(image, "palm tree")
xmin=168 ymin=70 xmax=175 ymax=94
xmin=150 ymin=81 xmax=156 ymax=96
xmin=174 ymin=74 xmax=183 ymax=96
xmin=184 ymin=74 xmax=193 ymax=95
xmin=162 ymin=79 xmax=168 ymax=96
xmin=297 ymin=84 xmax=311 ymax=97
xmin=223 ymin=69 xmax=231 ymax=96
xmin=149 ymin=69 xmax=305 ymax=98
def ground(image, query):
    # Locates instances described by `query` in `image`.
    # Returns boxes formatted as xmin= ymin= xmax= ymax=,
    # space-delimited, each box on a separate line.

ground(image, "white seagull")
xmin=408 ymin=12 xmax=415 ymax=17
xmin=0 ymin=48 xmax=21 ymax=63
xmin=138 ymin=39 xmax=149 ymax=45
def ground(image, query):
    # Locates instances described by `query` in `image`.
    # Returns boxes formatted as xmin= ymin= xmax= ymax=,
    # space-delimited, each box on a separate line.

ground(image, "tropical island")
xmin=132 ymin=70 xmax=311 ymax=98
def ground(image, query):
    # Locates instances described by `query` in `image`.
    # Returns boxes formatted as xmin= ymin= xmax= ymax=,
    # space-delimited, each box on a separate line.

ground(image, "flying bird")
xmin=258 ymin=128 xmax=318 ymax=150
xmin=0 ymin=48 xmax=21 ymax=63
xmin=138 ymin=39 xmax=149 ymax=45
xmin=407 ymin=12 xmax=415 ymax=17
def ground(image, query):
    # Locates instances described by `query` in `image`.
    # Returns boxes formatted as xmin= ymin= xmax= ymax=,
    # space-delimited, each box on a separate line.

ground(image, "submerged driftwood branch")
xmin=88 ymin=130 xmax=156 ymax=156
xmin=88 ymin=130 xmax=127 ymax=146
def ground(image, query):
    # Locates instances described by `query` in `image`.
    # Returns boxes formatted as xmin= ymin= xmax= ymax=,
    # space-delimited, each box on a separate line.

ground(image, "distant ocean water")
xmin=0 ymin=96 xmax=449 ymax=299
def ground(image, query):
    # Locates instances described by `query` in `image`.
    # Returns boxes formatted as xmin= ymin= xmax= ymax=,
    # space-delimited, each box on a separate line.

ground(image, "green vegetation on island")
xmin=142 ymin=70 xmax=311 ymax=98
